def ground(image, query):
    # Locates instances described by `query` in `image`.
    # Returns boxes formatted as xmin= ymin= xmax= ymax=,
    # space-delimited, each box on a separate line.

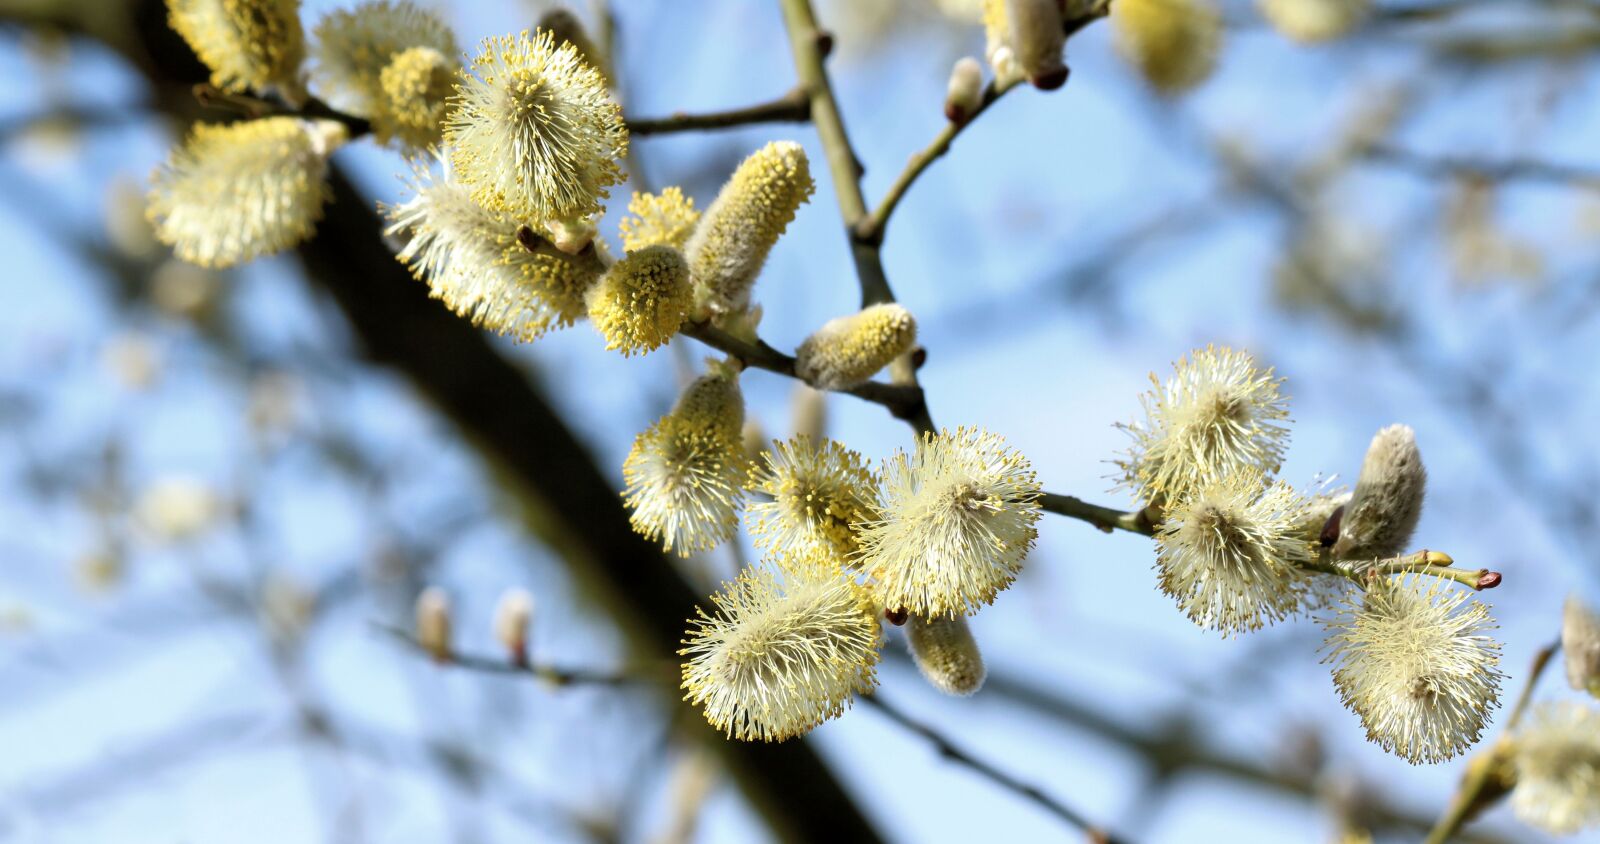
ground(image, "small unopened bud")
xmin=1475 ymin=570 xmax=1502 ymax=590
xmin=546 ymin=215 xmax=597 ymax=255
xmin=907 ymin=614 xmax=986 ymax=696
xmin=794 ymin=303 xmax=918 ymax=391
xmin=414 ymin=586 xmax=452 ymax=662
xmin=945 ymin=57 xmax=984 ymax=123
xmin=884 ymin=607 xmax=909 ymax=626
xmin=686 ymin=141 xmax=815 ymax=319
xmin=493 ymin=587 xmax=535 ymax=665
xmin=586 ymin=245 xmax=692 ymax=357
xmin=1006 ymin=0 xmax=1068 ymax=89
xmin=1331 ymin=425 xmax=1426 ymax=561
xmin=1564 ymin=595 xmax=1600 ymax=697
xmin=1424 ymin=550 xmax=1454 ymax=566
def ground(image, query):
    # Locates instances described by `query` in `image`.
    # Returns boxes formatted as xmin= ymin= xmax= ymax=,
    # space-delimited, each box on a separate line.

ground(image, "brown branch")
xmin=626 ymin=89 xmax=811 ymax=135
xmin=859 ymin=694 xmax=1125 ymax=843
xmin=373 ymin=623 xmax=674 ymax=687
xmin=1039 ymin=492 xmax=1156 ymax=535
xmin=1364 ymin=143 xmax=1600 ymax=189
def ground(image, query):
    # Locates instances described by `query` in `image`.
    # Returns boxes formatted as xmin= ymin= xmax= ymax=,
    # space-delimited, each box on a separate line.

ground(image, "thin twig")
xmin=1039 ymin=492 xmax=1155 ymax=535
xmin=860 ymin=693 xmax=1125 ymax=844
xmin=373 ymin=623 xmax=668 ymax=687
xmin=192 ymin=83 xmax=372 ymax=135
xmin=1424 ymin=639 xmax=1562 ymax=844
xmin=626 ymin=89 xmax=811 ymax=135
xmin=1364 ymin=143 xmax=1600 ymax=189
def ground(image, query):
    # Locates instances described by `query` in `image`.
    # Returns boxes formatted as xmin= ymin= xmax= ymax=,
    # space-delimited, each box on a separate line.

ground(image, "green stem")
xmin=627 ymin=88 xmax=811 ymax=136
xmin=1038 ymin=492 xmax=1156 ymax=535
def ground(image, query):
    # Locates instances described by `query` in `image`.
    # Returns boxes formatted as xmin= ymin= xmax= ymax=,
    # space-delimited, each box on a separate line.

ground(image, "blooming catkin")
xmin=680 ymin=565 xmax=881 ymax=741
xmin=586 ymin=245 xmax=693 ymax=356
xmin=1331 ymin=425 xmax=1426 ymax=561
xmin=493 ymin=588 xmax=535 ymax=660
xmin=907 ymin=614 xmax=986 ymax=696
xmin=1258 ymin=0 xmax=1371 ymax=43
xmin=375 ymin=46 xmax=454 ymax=150
xmin=148 ymin=117 xmax=344 ymax=268
xmin=1509 ymin=702 xmax=1600 ymax=834
xmin=623 ymin=363 xmax=748 ymax=555
xmin=1322 ymin=574 xmax=1502 ymax=764
xmin=856 ymin=427 xmax=1041 ymax=618
xmin=619 ymin=188 xmax=701 ymax=252
xmin=945 ymin=57 xmax=985 ymax=122
xmin=168 ymin=0 xmax=306 ymax=96
xmin=1116 ymin=345 xmax=1290 ymax=506
xmin=446 ymin=29 xmax=627 ymax=225
xmin=1110 ymin=0 xmax=1221 ymax=94
xmin=1155 ymin=471 xmax=1311 ymax=636
xmin=383 ymin=155 xmax=602 ymax=341
xmin=1565 ymin=595 xmax=1600 ymax=697
xmin=685 ymin=141 xmax=815 ymax=318
xmin=746 ymin=436 xmax=879 ymax=560
xmin=415 ymin=586 xmax=452 ymax=660
xmin=794 ymin=304 xmax=918 ymax=391
xmin=309 ymin=1 xmax=456 ymax=119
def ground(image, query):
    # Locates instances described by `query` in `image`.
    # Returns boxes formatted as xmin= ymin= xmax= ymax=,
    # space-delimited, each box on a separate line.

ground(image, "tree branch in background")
xmin=627 ymin=88 xmax=812 ymax=135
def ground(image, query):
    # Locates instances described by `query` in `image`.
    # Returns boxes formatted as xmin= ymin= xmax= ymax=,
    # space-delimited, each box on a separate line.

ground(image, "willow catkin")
xmin=907 ymin=614 xmax=986 ymax=696
xmin=1331 ymin=424 xmax=1426 ymax=560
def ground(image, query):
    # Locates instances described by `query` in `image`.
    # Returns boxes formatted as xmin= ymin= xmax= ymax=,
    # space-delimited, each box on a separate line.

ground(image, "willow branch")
xmin=1039 ymin=492 xmax=1156 ymax=535
xmin=1364 ymin=143 xmax=1600 ymax=189
xmin=626 ymin=88 xmax=812 ymax=135
xmin=374 ymin=624 xmax=671 ymax=687
xmin=776 ymin=0 xmax=894 ymax=307
xmin=1424 ymin=639 xmax=1561 ymax=844
xmin=192 ymin=83 xmax=371 ymax=135
xmin=859 ymin=694 xmax=1124 ymax=844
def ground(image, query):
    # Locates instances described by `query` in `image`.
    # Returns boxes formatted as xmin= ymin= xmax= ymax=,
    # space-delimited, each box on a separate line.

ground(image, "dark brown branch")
xmin=374 ymin=624 xmax=674 ymax=687
xmin=860 ymin=694 xmax=1125 ymax=844
xmin=626 ymin=89 xmax=811 ymax=136
xmin=1364 ymin=143 xmax=1600 ymax=189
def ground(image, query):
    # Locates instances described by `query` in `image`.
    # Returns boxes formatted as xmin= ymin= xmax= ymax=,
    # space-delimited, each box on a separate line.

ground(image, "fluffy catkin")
xmin=374 ymin=45 xmax=454 ymax=150
xmin=309 ymin=1 xmax=455 ymax=117
xmin=1509 ymin=702 xmax=1600 ymax=834
xmin=1257 ymin=0 xmax=1371 ymax=43
xmin=1110 ymin=0 xmax=1221 ymax=94
xmin=1564 ymin=595 xmax=1600 ymax=697
xmin=147 ymin=117 xmax=344 ymax=268
xmin=793 ymin=304 xmax=918 ymax=391
xmin=168 ymin=0 xmax=306 ymax=96
xmin=620 ymin=188 xmax=701 ymax=252
xmin=585 ymin=245 xmax=693 ymax=356
xmin=1331 ymin=425 xmax=1426 ymax=561
xmin=907 ymin=614 xmax=986 ymax=696
xmin=685 ymin=141 xmax=814 ymax=319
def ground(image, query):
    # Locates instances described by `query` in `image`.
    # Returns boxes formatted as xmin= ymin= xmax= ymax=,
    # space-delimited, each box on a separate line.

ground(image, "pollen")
xmin=168 ymin=0 xmax=306 ymax=96
xmin=620 ymin=188 xmax=701 ymax=252
xmin=586 ymin=245 xmax=693 ymax=356
xmin=685 ymin=141 xmax=814 ymax=319
xmin=794 ymin=303 xmax=918 ymax=391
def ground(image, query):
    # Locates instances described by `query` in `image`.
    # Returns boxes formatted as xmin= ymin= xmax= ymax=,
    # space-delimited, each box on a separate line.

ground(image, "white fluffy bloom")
xmin=167 ymin=0 xmax=305 ymax=96
xmin=1116 ymin=345 xmax=1290 ymax=506
xmin=383 ymin=154 xmax=601 ymax=341
xmin=1155 ymin=471 xmax=1311 ymax=635
xmin=446 ymin=29 xmax=627 ymax=225
xmin=1322 ymin=574 xmax=1503 ymax=764
xmin=745 ymin=436 xmax=878 ymax=560
xmin=856 ymin=427 xmax=1041 ymax=618
xmin=1510 ymin=702 xmax=1600 ymax=835
xmin=147 ymin=117 xmax=344 ymax=268
xmin=681 ymin=564 xmax=881 ymax=741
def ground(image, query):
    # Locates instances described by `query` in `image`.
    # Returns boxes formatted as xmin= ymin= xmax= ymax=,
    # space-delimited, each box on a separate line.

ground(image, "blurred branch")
xmin=373 ymin=623 xmax=673 ymax=687
xmin=1364 ymin=143 xmax=1600 ymax=189
xmin=627 ymin=88 xmax=811 ymax=135
xmin=859 ymin=693 xmax=1125 ymax=844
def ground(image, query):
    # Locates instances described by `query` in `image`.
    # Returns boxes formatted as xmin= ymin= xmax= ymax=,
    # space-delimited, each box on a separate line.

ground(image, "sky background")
xmin=1 ymin=0 xmax=1598 ymax=842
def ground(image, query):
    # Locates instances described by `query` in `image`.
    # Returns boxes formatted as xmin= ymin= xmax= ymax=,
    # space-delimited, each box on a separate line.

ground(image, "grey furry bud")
xmin=1331 ymin=425 xmax=1426 ymax=560
xmin=907 ymin=614 xmax=985 ymax=696
xmin=1006 ymin=0 xmax=1068 ymax=90
xmin=1563 ymin=595 xmax=1600 ymax=698
xmin=945 ymin=57 xmax=984 ymax=122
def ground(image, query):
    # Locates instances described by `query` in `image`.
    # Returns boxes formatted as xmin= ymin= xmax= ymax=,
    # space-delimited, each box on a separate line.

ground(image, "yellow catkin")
xmin=619 ymin=188 xmax=701 ymax=252
xmin=1258 ymin=0 xmax=1371 ymax=43
xmin=309 ymin=1 xmax=456 ymax=117
xmin=907 ymin=614 xmax=986 ymax=696
xmin=586 ymin=245 xmax=693 ymax=356
xmin=147 ymin=117 xmax=344 ymax=268
xmin=375 ymin=46 xmax=454 ymax=150
xmin=1111 ymin=0 xmax=1222 ymax=94
xmin=168 ymin=0 xmax=305 ymax=96
xmin=685 ymin=141 xmax=815 ymax=319
xmin=794 ymin=303 xmax=918 ymax=391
